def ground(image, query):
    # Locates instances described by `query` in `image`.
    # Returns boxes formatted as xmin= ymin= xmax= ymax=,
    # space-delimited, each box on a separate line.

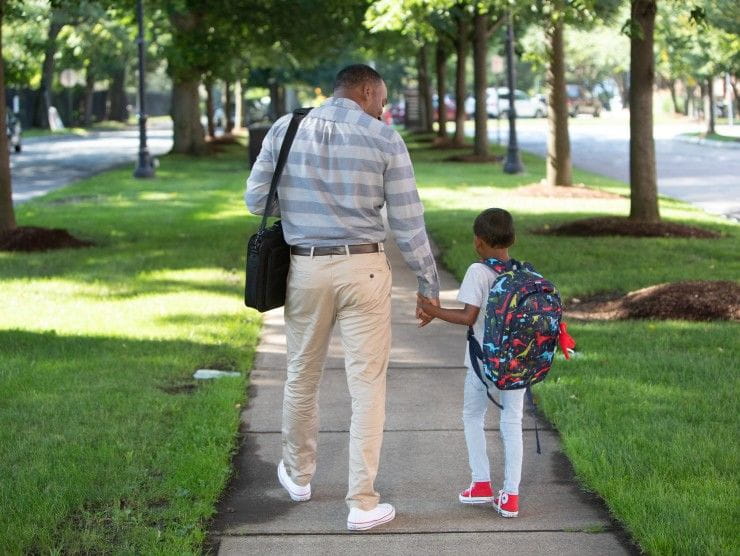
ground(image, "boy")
xmin=418 ymin=208 xmax=524 ymax=518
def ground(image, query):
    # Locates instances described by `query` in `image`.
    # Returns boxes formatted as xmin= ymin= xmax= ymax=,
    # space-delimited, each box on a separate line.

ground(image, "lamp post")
xmin=134 ymin=0 xmax=155 ymax=178
xmin=503 ymin=12 xmax=524 ymax=174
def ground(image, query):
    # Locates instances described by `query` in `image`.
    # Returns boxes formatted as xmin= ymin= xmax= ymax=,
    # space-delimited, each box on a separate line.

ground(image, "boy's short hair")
xmin=474 ymin=208 xmax=515 ymax=248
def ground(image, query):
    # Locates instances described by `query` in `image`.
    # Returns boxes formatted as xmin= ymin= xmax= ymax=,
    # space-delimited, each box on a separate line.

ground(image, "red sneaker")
xmin=458 ymin=481 xmax=494 ymax=504
xmin=493 ymin=490 xmax=519 ymax=517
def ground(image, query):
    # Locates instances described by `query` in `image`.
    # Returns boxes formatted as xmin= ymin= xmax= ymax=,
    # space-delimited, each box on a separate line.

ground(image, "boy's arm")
xmin=418 ymin=295 xmax=480 ymax=326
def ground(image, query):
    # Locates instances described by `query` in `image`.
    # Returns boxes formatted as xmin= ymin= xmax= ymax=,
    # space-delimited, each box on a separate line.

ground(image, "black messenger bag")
xmin=245 ymin=108 xmax=311 ymax=311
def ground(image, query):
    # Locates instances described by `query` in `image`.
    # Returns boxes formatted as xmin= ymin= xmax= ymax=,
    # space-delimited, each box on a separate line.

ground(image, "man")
xmin=245 ymin=64 xmax=440 ymax=531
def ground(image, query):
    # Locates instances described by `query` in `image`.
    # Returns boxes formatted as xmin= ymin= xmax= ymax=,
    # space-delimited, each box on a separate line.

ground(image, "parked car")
xmin=464 ymin=87 xmax=500 ymax=119
xmin=566 ymin=84 xmax=602 ymax=117
xmin=389 ymin=101 xmax=405 ymax=125
xmin=433 ymin=94 xmax=456 ymax=120
xmin=6 ymin=112 xmax=21 ymax=153
xmin=533 ymin=93 xmax=548 ymax=116
xmin=496 ymin=88 xmax=546 ymax=118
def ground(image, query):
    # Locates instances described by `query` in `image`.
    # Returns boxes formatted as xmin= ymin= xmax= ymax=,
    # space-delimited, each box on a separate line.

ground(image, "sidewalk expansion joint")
xmin=218 ymin=527 xmax=617 ymax=537
xmin=250 ymin=366 xmax=466 ymax=372
xmin=246 ymin=427 xmax=550 ymax=434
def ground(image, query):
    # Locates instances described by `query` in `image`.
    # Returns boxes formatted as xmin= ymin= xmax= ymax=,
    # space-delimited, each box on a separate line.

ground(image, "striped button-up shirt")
xmin=245 ymin=97 xmax=439 ymax=298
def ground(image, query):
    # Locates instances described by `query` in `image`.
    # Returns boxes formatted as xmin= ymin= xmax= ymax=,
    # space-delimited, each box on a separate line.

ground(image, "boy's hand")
xmin=416 ymin=294 xmax=439 ymax=327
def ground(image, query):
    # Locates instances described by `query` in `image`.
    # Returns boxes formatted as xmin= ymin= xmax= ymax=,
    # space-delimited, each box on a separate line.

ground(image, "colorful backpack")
xmin=468 ymin=258 xmax=574 ymax=453
xmin=468 ymin=258 xmax=574 ymax=403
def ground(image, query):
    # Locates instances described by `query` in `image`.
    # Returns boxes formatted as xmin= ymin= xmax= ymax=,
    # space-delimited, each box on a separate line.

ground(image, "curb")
xmin=673 ymin=134 xmax=740 ymax=149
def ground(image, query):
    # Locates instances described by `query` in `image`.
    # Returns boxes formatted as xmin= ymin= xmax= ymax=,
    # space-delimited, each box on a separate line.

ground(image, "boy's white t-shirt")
xmin=457 ymin=262 xmax=499 ymax=368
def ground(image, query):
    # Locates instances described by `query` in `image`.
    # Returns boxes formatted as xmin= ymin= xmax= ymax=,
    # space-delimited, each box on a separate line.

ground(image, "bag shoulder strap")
xmin=259 ymin=108 xmax=312 ymax=231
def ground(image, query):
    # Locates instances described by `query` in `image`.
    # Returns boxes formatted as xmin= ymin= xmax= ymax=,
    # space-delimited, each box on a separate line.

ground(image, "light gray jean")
xmin=462 ymin=366 xmax=525 ymax=494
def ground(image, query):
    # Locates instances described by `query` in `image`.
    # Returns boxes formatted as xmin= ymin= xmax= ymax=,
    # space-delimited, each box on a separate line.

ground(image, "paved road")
xmin=10 ymin=128 xmax=173 ymax=204
xmin=491 ymin=115 xmax=740 ymax=221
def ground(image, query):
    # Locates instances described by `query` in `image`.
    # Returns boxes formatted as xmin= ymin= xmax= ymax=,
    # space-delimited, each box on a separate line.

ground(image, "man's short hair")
xmin=334 ymin=64 xmax=383 ymax=91
xmin=474 ymin=208 xmax=515 ymax=248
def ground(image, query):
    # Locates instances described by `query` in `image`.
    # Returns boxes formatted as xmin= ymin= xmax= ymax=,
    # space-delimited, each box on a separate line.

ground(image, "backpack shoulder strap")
xmin=467 ymin=327 xmax=504 ymax=410
xmin=478 ymin=257 xmax=511 ymax=274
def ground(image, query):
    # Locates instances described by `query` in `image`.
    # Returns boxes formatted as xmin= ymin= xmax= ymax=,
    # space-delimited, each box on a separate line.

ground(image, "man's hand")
xmin=416 ymin=294 xmax=439 ymax=327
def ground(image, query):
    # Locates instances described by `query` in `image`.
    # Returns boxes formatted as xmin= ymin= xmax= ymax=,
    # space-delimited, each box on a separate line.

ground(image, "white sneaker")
xmin=347 ymin=503 xmax=396 ymax=531
xmin=277 ymin=460 xmax=311 ymax=502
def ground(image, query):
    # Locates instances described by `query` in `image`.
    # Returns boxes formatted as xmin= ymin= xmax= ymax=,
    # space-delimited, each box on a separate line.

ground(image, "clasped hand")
xmin=416 ymin=294 xmax=439 ymax=327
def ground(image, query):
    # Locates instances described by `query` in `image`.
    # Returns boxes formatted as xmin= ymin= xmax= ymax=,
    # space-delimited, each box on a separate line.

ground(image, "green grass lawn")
xmin=0 ymin=145 xmax=259 ymax=553
xmin=680 ymin=131 xmax=740 ymax=143
xmin=410 ymin=136 xmax=739 ymax=554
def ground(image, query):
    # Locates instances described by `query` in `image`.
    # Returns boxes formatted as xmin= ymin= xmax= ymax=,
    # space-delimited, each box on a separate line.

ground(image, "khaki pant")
xmin=282 ymin=250 xmax=392 ymax=511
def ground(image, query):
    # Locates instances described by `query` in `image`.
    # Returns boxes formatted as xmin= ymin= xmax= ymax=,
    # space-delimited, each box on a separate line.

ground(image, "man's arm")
xmin=383 ymin=134 xmax=440 ymax=300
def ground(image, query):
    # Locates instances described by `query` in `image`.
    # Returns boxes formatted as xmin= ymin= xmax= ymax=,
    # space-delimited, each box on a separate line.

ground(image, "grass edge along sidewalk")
xmin=409 ymin=134 xmax=738 ymax=555
xmin=0 ymin=145 xmax=260 ymax=554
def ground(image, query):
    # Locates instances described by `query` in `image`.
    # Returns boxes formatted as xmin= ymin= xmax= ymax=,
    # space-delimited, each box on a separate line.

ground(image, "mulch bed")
xmin=566 ymin=281 xmax=740 ymax=321
xmin=514 ymin=182 xmax=623 ymax=199
xmin=429 ymin=137 xmax=467 ymax=149
xmin=445 ymin=153 xmax=503 ymax=163
xmin=0 ymin=226 xmax=94 ymax=252
xmin=536 ymin=217 xmax=722 ymax=238
xmin=207 ymin=134 xmax=240 ymax=145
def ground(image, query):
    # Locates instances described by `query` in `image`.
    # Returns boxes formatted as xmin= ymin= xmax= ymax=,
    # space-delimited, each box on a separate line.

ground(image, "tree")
xmin=365 ymin=0 xmax=448 ymax=133
xmin=521 ymin=0 xmax=621 ymax=186
xmin=2 ymin=0 xmax=47 ymax=89
xmin=471 ymin=2 xmax=503 ymax=158
xmin=1 ymin=0 xmax=18 ymax=232
xmin=56 ymin=6 xmax=134 ymax=126
xmin=628 ymin=0 xmax=659 ymax=223
xmin=431 ymin=9 xmax=456 ymax=142
xmin=544 ymin=2 xmax=572 ymax=186
xmin=451 ymin=3 xmax=471 ymax=146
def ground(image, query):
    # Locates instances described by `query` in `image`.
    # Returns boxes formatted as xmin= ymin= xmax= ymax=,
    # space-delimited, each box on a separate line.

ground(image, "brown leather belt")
xmin=291 ymin=243 xmax=381 ymax=256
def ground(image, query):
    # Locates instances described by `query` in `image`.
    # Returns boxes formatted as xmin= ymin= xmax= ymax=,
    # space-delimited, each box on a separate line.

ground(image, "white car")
xmin=465 ymin=87 xmax=500 ymax=119
xmin=496 ymin=88 xmax=545 ymax=118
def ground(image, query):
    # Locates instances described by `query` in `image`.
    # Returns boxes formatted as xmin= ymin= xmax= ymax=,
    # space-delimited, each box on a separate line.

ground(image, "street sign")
xmin=60 ymin=69 xmax=79 ymax=88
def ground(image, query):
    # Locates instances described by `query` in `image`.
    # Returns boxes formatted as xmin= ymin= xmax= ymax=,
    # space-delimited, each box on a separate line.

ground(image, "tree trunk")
xmin=225 ymin=81 xmax=234 ymax=132
xmin=108 ymin=68 xmax=128 ymax=122
xmin=234 ymin=80 xmax=243 ymax=130
xmin=435 ymin=41 xmax=448 ymax=140
xmin=618 ymin=71 xmax=630 ymax=109
xmin=0 ymin=6 xmax=16 ymax=232
xmin=171 ymin=78 xmax=206 ymax=155
xmin=241 ymin=80 xmax=250 ymax=127
xmin=629 ymin=0 xmax=660 ymax=223
xmin=268 ymin=80 xmax=279 ymax=120
xmin=706 ymin=77 xmax=715 ymax=135
xmin=277 ymin=86 xmax=287 ymax=117
xmin=683 ymin=85 xmax=691 ymax=116
xmin=698 ymin=81 xmax=706 ymax=120
xmin=668 ymin=79 xmax=680 ymax=114
xmin=453 ymin=11 xmax=469 ymax=146
xmin=545 ymin=15 xmax=572 ymax=187
xmin=205 ymin=77 xmax=215 ymax=137
xmin=472 ymin=8 xmax=488 ymax=157
xmin=84 ymin=68 xmax=95 ymax=127
xmin=418 ymin=44 xmax=433 ymax=133
xmin=32 ymin=19 xmax=64 ymax=128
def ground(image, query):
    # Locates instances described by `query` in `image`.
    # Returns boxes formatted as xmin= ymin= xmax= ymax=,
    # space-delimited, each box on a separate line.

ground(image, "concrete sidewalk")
xmin=211 ymin=236 xmax=636 ymax=555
